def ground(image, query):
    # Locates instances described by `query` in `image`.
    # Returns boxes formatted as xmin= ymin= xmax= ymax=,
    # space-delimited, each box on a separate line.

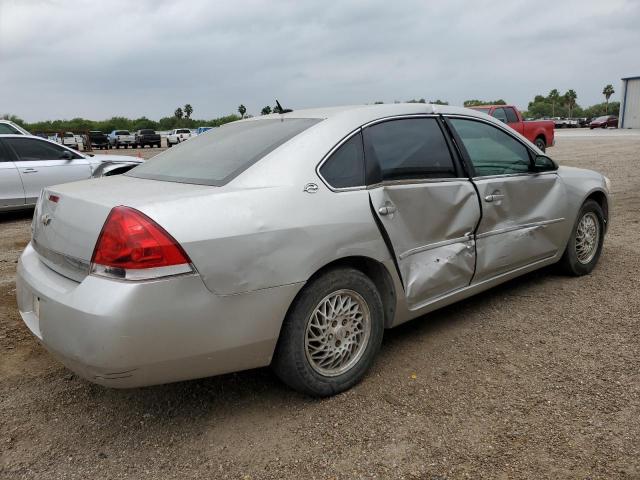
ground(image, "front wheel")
xmin=534 ymin=137 xmax=546 ymax=152
xmin=558 ymin=199 xmax=605 ymax=276
xmin=272 ymin=268 xmax=384 ymax=397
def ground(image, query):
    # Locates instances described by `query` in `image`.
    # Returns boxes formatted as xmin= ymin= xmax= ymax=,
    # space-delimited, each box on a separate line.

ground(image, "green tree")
xmin=463 ymin=99 xmax=507 ymax=107
xmin=430 ymin=99 xmax=449 ymax=105
xmin=238 ymin=104 xmax=247 ymax=118
xmin=261 ymin=106 xmax=272 ymax=115
xmin=174 ymin=108 xmax=184 ymax=119
xmin=373 ymin=101 xmax=384 ymax=104
xmin=564 ymin=90 xmax=577 ymax=118
xmin=548 ymin=89 xmax=560 ymax=117
xmin=184 ymin=104 xmax=193 ymax=119
xmin=602 ymin=84 xmax=615 ymax=113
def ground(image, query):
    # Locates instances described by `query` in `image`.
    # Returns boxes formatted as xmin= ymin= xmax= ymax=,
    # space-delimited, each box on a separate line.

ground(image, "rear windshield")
xmin=115 ymin=130 xmax=130 ymax=135
xmin=176 ymin=129 xmax=191 ymax=134
xmin=140 ymin=129 xmax=155 ymax=134
xmin=128 ymin=118 xmax=321 ymax=186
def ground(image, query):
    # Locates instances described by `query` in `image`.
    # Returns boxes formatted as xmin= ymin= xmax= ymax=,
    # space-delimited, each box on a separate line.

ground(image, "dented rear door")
xmin=364 ymin=117 xmax=480 ymax=309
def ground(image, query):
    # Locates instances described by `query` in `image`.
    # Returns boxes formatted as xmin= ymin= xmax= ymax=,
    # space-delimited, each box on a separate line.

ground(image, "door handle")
xmin=378 ymin=204 xmax=397 ymax=216
xmin=23 ymin=168 xmax=38 ymax=174
xmin=484 ymin=194 xmax=505 ymax=203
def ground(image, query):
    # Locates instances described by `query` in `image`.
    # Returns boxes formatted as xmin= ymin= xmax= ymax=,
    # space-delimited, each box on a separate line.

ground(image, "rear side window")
xmin=319 ymin=132 xmax=365 ymax=189
xmin=450 ymin=119 xmax=530 ymax=176
xmin=129 ymin=118 xmax=322 ymax=186
xmin=363 ymin=118 xmax=457 ymax=182
xmin=115 ymin=130 xmax=130 ymax=135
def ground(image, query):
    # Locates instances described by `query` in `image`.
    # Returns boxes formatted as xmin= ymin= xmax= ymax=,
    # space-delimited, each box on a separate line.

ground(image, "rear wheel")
xmin=273 ymin=268 xmax=384 ymax=397
xmin=559 ymin=199 xmax=605 ymax=276
xmin=534 ymin=137 xmax=546 ymax=152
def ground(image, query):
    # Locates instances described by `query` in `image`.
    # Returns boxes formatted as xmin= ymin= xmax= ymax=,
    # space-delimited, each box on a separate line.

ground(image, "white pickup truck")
xmin=166 ymin=128 xmax=193 ymax=147
xmin=54 ymin=132 xmax=80 ymax=149
xmin=108 ymin=130 xmax=136 ymax=149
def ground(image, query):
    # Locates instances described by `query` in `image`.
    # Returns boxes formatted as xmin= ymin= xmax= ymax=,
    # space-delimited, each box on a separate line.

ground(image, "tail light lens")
xmin=90 ymin=206 xmax=193 ymax=280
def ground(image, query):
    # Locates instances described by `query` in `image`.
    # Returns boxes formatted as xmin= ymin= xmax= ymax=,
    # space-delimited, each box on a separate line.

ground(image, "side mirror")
xmin=532 ymin=154 xmax=557 ymax=172
xmin=60 ymin=150 xmax=74 ymax=161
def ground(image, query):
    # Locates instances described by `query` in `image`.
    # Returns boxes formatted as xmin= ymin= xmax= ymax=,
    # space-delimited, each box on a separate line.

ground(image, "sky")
xmin=1 ymin=0 xmax=639 ymax=122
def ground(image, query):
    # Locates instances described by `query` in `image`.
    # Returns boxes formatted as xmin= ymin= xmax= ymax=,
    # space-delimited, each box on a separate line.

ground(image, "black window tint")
xmin=492 ymin=108 xmax=508 ymax=123
xmin=5 ymin=137 xmax=74 ymax=161
xmin=0 ymin=123 xmax=19 ymax=134
xmin=319 ymin=132 xmax=364 ymax=188
xmin=363 ymin=118 xmax=456 ymax=182
xmin=0 ymin=142 xmax=10 ymax=162
xmin=450 ymin=119 xmax=531 ymax=176
xmin=129 ymin=118 xmax=321 ymax=186
xmin=504 ymin=107 xmax=518 ymax=123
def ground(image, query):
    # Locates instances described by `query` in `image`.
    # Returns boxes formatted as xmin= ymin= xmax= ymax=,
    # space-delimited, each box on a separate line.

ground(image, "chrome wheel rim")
xmin=575 ymin=212 xmax=600 ymax=264
xmin=304 ymin=289 xmax=371 ymax=377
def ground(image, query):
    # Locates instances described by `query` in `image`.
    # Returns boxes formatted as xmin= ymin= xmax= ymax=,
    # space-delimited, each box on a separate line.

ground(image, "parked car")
xmin=55 ymin=132 xmax=79 ymax=149
xmin=15 ymin=104 xmax=610 ymax=396
xmin=88 ymin=130 xmax=110 ymax=150
xmin=589 ymin=115 xmax=618 ymax=129
xmin=135 ymin=129 xmax=162 ymax=148
xmin=108 ymin=130 xmax=136 ymax=148
xmin=0 ymin=134 xmax=143 ymax=211
xmin=0 ymin=120 xmax=30 ymax=135
xmin=468 ymin=105 xmax=554 ymax=151
xmin=166 ymin=128 xmax=193 ymax=147
xmin=196 ymin=126 xmax=214 ymax=135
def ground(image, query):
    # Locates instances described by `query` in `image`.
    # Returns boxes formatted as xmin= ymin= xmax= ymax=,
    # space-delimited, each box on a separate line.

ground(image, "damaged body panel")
xmin=369 ymin=180 xmax=480 ymax=308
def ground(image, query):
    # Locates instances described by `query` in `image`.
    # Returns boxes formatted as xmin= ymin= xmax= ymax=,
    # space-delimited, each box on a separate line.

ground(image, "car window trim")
xmin=442 ymin=114 xmax=550 ymax=179
xmin=315 ymin=127 xmax=366 ymax=192
xmin=2 ymin=136 xmax=85 ymax=162
xmin=362 ymin=115 xmax=463 ymax=186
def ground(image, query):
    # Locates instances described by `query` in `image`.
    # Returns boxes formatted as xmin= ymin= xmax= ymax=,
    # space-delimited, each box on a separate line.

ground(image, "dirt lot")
xmin=1 ymin=135 xmax=639 ymax=479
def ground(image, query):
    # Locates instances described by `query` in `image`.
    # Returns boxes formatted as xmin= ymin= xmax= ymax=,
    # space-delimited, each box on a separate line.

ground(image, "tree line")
xmin=523 ymin=85 xmax=618 ymax=119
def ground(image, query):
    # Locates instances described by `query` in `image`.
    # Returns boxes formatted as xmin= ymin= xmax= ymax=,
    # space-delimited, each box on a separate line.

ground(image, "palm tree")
xmin=238 ymin=104 xmax=247 ymax=118
xmin=184 ymin=104 xmax=193 ymax=119
xmin=602 ymin=84 xmax=615 ymax=113
xmin=564 ymin=90 xmax=577 ymax=118
xmin=548 ymin=89 xmax=560 ymax=117
xmin=174 ymin=107 xmax=184 ymax=119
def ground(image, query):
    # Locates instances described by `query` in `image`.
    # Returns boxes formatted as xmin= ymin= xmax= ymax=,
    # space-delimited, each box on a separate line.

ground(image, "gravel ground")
xmin=1 ymin=134 xmax=639 ymax=479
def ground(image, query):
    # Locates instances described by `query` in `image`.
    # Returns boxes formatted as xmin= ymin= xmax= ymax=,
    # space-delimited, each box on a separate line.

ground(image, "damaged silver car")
xmin=16 ymin=104 xmax=610 ymax=396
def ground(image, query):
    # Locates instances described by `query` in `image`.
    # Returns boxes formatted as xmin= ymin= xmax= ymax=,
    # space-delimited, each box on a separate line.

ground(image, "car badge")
xmin=303 ymin=183 xmax=319 ymax=194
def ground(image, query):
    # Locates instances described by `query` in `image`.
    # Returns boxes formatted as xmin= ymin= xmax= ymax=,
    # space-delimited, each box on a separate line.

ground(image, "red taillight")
xmin=90 ymin=206 xmax=193 ymax=280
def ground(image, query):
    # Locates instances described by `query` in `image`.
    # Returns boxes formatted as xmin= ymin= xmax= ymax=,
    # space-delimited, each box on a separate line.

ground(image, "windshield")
xmin=128 ymin=118 xmax=321 ymax=186
xmin=176 ymin=129 xmax=191 ymax=134
xmin=140 ymin=129 xmax=155 ymax=134
xmin=594 ymin=116 xmax=608 ymax=121
xmin=115 ymin=130 xmax=130 ymax=135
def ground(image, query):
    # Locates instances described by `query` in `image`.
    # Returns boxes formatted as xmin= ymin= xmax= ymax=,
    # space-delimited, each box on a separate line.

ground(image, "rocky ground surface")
xmin=1 ymin=135 xmax=638 ymax=479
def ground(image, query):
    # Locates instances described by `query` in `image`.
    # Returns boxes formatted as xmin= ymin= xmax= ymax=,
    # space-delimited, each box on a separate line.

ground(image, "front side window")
xmin=363 ymin=118 xmax=457 ymax=182
xmin=450 ymin=118 xmax=531 ymax=176
xmin=491 ymin=108 xmax=508 ymax=123
xmin=319 ymin=132 xmax=365 ymax=189
xmin=504 ymin=108 xmax=519 ymax=123
xmin=129 ymin=118 xmax=321 ymax=186
xmin=0 ymin=123 xmax=20 ymax=134
xmin=4 ymin=137 xmax=80 ymax=161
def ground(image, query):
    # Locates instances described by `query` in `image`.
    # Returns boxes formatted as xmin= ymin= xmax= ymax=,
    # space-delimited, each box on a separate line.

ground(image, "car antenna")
xmin=275 ymin=99 xmax=293 ymax=114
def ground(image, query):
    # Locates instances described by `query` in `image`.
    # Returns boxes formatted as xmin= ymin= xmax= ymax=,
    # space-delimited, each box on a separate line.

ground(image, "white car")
xmin=166 ymin=128 xmax=193 ymax=147
xmin=0 ymin=134 xmax=143 ymax=211
xmin=55 ymin=132 xmax=79 ymax=149
xmin=108 ymin=130 xmax=136 ymax=149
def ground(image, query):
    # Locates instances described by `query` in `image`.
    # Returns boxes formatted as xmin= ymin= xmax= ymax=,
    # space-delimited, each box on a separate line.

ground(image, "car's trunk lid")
xmin=31 ymin=175 xmax=213 ymax=282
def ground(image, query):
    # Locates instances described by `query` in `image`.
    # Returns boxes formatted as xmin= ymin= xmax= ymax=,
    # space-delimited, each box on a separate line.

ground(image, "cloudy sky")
xmin=1 ymin=0 xmax=639 ymax=121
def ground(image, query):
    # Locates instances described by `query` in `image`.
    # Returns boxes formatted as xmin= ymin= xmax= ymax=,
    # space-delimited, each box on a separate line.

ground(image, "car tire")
xmin=558 ymin=199 xmax=605 ymax=276
xmin=534 ymin=137 xmax=546 ymax=152
xmin=272 ymin=267 xmax=384 ymax=397
xmin=167 ymin=141 xmax=172 ymax=148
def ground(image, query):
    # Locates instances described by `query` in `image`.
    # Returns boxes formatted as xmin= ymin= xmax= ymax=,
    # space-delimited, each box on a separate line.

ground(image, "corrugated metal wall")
xmin=621 ymin=79 xmax=640 ymax=129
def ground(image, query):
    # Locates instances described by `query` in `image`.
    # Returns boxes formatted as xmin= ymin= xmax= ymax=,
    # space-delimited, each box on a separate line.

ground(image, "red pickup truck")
xmin=469 ymin=105 xmax=555 ymax=152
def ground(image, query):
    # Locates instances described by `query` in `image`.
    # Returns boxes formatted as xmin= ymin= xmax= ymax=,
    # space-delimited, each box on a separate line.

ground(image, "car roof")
xmin=245 ymin=103 xmax=491 ymax=126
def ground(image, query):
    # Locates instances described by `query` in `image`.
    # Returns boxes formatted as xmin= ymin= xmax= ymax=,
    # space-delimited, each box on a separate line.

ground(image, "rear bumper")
xmin=16 ymin=243 xmax=303 ymax=388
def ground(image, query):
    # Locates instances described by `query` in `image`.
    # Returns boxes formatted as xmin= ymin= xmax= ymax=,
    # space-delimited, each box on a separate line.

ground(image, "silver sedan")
xmin=16 ymin=104 xmax=610 ymax=396
xmin=0 ymin=134 xmax=143 ymax=211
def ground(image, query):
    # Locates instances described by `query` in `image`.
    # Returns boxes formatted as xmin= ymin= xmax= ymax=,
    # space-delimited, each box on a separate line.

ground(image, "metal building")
xmin=619 ymin=76 xmax=640 ymax=129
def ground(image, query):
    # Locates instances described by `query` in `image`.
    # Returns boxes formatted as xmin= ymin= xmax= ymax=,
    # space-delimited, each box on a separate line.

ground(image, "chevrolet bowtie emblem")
xmin=41 ymin=214 xmax=52 ymax=226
